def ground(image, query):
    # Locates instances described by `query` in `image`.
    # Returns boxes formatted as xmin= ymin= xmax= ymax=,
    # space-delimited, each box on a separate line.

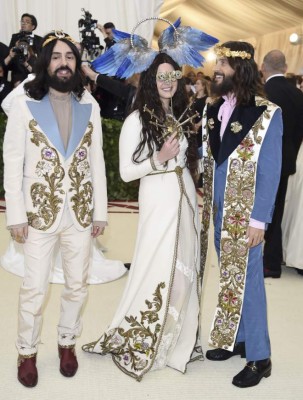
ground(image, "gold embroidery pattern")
xmin=83 ymin=282 xmax=165 ymax=379
xmin=210 ymin=138 xmax=256 ymax=348
xmin=27 ymin=119 xmax=65 ymax=231
xmin=201 ymin=139 xmax=214 ymax=273
xmin=68 ymin=122 xmax=93 ymax=228
xmin=252 ymin=97 xmax=273 ymax=144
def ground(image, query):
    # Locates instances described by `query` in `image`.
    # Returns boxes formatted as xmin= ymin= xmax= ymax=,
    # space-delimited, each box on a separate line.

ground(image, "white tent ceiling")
xmin=155 ymin=0 xmax=303 ymax=75
xmin=158 ymin=0 xmax=303 ymax=42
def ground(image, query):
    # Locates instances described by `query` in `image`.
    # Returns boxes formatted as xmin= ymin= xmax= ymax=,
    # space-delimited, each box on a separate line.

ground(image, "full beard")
xmin=211 ymin=74 xmax=234 ymax=97
xmin=46 ymin=67 xmax=79 ymax=93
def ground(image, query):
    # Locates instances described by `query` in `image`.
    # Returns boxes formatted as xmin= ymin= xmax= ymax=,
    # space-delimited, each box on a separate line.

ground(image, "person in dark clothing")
xmin=82 ymin=64 xmax=138 ymax=119
xmin=0 ymin=64 xmax=12 ymax=111
xmin=4 ymin=13 xmax=41 ymax=87
xmin=261 ymin=50 xmax=303 ymax=278
xmin=97 ymin=22 xmax=116 ymax=51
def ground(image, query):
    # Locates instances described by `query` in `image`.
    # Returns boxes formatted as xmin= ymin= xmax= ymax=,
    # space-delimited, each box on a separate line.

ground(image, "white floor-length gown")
xmin=282 ymin=142 xmax=303 ymax=271
xmin=83 ymin=111 xmax=203 ymax=380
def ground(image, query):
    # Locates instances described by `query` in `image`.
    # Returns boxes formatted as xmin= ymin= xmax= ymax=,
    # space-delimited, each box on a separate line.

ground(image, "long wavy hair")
xmin=220 ymin=41 xmax=264 ymax=105
xmin=131 ymin=53 xmax=198 ymax=181
xmin=24 ymin=32 xmax=85 ymax=100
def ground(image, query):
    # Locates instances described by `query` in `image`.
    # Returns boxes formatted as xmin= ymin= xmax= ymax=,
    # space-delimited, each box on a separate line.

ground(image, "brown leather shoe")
xmin=17 ymin=354 xmax=38 ymax=387
xmin=58 ymin=345 xmax=78 ymax=377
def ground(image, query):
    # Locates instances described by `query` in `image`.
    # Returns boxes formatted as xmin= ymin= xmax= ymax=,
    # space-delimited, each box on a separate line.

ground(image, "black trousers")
xmin=263 ymin=174 xmax=289 ymax=272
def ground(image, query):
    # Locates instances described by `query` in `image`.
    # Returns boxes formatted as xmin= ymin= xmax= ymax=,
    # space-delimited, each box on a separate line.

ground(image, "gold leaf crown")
xmin=214 ymin=44 xmax=252 ymax=60
xmin=42 ymin=30 xmax=77 ymax=47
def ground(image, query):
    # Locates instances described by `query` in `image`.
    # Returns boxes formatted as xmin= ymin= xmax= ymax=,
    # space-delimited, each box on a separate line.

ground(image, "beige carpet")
xmin=0 ymin=208 xmax=302 ymax=400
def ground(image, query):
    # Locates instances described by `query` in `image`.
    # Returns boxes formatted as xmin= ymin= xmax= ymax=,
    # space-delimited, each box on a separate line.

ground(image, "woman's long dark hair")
xmin=221 ymin=41 xmax=264 ymax=105
xmin=131 ymin=53 xmax=198 ymax=181
xmin=24 ymin=32 xmax=85 ymax=100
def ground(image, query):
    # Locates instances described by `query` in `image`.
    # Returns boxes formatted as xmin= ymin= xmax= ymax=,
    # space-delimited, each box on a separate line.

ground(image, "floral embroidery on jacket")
xmin=68 ymin=122 xmax=93 ymax=228
xmin=27 ymin=119 xmax=65 ymax=230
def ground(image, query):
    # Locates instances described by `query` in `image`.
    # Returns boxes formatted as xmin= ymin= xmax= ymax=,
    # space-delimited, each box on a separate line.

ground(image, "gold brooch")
xmin=208 ymin=118 xmax=215 ymax=130
xmin=230 ymin=121 xmax=242 ymax=134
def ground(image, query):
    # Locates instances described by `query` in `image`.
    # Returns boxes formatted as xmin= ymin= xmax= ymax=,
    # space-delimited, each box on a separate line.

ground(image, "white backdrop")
xmin=0 ymin=0 xmax=163 ymax=48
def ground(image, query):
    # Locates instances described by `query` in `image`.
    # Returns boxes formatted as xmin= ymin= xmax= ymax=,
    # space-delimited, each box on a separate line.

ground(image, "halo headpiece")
xmin=92 ymin=17 xmax=218 ymax=79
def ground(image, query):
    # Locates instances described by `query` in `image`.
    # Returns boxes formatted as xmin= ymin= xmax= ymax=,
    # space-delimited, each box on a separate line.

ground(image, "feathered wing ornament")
xmin=91 ymin=17 xmax=218 ymax=79
xmin=158 ymin=19 xmax=219 ymax=67
xmin=91 ymin=29 xmax=157 ymax=78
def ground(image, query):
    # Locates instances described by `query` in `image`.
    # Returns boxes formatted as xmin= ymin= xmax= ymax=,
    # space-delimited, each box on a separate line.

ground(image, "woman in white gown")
xmin=282 ymin=141 xmax=303 ymax=273
xmin=82 ymin=53 xmax=203 ymax=380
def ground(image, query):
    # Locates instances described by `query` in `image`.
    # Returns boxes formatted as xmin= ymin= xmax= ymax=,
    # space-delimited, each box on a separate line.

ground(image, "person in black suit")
xmin=8 ymin=13 xmax=42 ymax=55
xmin=4 ymin=13 xmax=42 ymax=87
xmin=261 ymin=50 xmax=303 ymax=278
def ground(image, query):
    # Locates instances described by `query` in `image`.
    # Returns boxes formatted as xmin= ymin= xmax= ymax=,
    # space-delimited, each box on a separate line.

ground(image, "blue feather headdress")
xmin=92 ymin=17 xmax=218 ymax=79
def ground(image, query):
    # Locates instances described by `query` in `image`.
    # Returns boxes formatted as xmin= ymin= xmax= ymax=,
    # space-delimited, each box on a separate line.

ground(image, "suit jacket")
xmin=3 ymin=91 xmax=107 ymax=233
xmin=264 ymin=76 xmax=303 ymax=176
xmin=204 ymin=96 xmax=283 ymax=224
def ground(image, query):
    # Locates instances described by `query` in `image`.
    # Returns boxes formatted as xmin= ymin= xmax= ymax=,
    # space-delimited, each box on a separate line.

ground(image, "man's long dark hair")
xmin=131 ymin=53 xmax=198 ymax=181
xmin=24 ymin=32 xmax=85 ymax=100
xmin=220 ymin=41 xmax=264 ymax=105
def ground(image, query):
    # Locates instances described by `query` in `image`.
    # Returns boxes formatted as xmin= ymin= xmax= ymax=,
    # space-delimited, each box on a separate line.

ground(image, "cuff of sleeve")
xmin=249 ymin=218 xmax=265 ymax=230
xmin=93 ymin=221 xmax=108 ymax=229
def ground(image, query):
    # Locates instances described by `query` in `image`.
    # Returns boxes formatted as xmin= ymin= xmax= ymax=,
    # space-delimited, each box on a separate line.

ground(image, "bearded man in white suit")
xmin=3 ymin=30 xmax=107 ymax=388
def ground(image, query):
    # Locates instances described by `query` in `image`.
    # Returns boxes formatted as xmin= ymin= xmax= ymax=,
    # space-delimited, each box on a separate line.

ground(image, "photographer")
xmin=97 ymin=22 xmax=116 ymax=51
xmin=4 ymin=13 xmax=41 ymax=87
xmin=3 ymin=39 xmax=37 ymax=87
xmin=8 ymin=13 xmax=42 ymax=55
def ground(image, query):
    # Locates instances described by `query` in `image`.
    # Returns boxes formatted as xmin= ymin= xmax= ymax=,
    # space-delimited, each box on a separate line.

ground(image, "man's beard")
xmin=211 ymin=74 xmax=234 ymax=97
xmin=46 ymin=67 xmax=79 ymax=93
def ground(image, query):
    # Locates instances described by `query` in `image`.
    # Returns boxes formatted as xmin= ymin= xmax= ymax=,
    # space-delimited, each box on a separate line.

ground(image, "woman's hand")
xmin=157 ymin=133 xmax=180 ymax=164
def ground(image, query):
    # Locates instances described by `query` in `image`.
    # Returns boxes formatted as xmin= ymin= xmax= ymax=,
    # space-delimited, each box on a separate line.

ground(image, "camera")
xmin=12 ymin=41 xmax=29 ymax=62
xmin=78 ymin=8 xmax=104 ymax=60
xmin=12 ymin=31 xmax=34 ymax=62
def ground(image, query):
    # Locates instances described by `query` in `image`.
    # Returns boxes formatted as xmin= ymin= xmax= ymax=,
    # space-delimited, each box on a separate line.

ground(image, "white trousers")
xmin=16 ymin=208 xmax=91 ymax=356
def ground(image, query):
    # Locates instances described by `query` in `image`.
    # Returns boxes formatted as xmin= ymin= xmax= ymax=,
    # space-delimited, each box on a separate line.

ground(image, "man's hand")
xmin=157 ymin=133 xmax=180 ymax=164
xmin=246 ymin=226 xmax=264 ymax=248
xmin=10 ymin=226 xmax=28 ymax=244
xmin=81 ymin=64 xmax=98 ymax=81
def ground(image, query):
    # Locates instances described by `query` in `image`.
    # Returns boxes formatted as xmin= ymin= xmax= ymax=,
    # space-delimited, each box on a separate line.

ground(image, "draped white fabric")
xmin=0 ymin=0 xmax=163 ymax=48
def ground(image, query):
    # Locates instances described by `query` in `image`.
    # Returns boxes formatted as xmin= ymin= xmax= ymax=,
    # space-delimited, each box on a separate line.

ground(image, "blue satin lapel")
xmin=65 ymin=98 xmax=92 ymax=160
xmin=26 ymin=95 xmax=66 ymax=157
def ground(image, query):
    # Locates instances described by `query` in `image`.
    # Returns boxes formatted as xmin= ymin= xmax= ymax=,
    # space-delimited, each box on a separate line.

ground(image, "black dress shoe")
xmin=264 ymin=268 xmax=281 ymax=278
xmin=206 ymin=342 xmax=246 ymax=361
xmin=296 ymin=268 xmax=303 ymax=276
xmin=232 ymin=358 xmax=271 ymax=388
xmin=124 ymin=263 xmax=131 ymax=270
